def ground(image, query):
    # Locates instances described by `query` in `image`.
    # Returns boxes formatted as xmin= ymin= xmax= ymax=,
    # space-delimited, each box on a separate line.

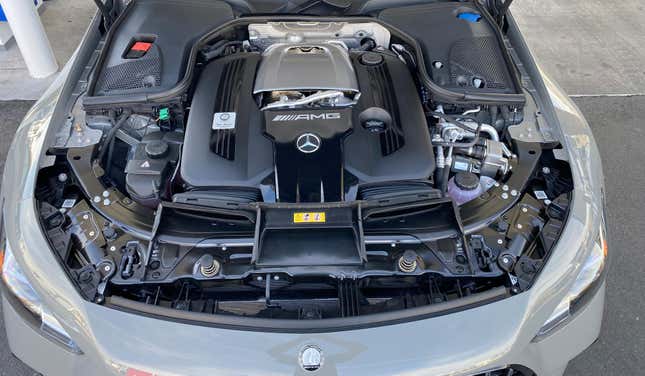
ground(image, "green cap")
xmin=159 ymin=108 xmax=170 ymax=121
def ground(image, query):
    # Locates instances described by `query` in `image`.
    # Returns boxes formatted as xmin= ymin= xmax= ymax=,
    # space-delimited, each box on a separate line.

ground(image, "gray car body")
xmin=1 ymin=8 xmax=605 ymax=376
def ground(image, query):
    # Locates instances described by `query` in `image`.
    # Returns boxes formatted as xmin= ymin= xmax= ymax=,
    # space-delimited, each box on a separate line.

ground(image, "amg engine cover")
xmin=346 ymin=52 xmax=435 ymax=184
xmin=266 ymin=108 xmax=353 ymax=202
xmin=180 ymin=53 xmax=275 ymax=190
xmin=180 ymin=49 xmax=434 ymax=202
xmin=254 ymin=43 xmax=359 ymax=95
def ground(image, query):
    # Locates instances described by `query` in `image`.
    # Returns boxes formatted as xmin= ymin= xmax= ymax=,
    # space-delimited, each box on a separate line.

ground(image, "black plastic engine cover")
xmin=265 ymin=109 xmax=353 ymax=202
xmin=345 ymin=51 xmax=435 ymax=184
xmin=181 ymin=50 xmax=434 ymax=202
xmin=180 ymin=53 xmax=275 ymax=190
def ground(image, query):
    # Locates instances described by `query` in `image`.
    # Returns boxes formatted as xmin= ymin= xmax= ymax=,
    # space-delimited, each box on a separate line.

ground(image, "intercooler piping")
xmin=462 ymin=122 xmax=499 ymax=142
xmin=460 ymin=107 xmax=499 ymax=142
xmin=260 ymin=90 xmax=348 ymax=111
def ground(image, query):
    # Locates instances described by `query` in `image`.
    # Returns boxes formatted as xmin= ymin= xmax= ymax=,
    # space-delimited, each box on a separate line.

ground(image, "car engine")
xmin=178 ymin=35 xmax=435 ymax=205
xmin=34 ymin=1 xmax=574 ymax=326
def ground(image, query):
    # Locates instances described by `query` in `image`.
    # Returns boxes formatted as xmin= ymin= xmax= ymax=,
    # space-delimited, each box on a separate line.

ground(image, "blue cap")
xmin=457 ymin=12 xmax=482 ymax=23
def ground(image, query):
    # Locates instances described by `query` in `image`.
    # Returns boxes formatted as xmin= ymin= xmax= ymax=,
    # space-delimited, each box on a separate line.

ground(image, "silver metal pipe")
xmin=261 ymin=90 xmax=350 ymax=110
xmin=462 ymin=121 xmax=500 ymax=142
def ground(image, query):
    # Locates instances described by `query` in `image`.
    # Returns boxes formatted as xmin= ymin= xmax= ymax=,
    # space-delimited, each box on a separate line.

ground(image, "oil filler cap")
xmin=359 ymin=107 xmax=392 ymax=134
xmin=145 ymin=140 xmax=169 ymax=159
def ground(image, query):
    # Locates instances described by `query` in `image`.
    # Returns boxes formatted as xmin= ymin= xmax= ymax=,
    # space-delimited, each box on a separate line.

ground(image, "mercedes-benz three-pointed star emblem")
xmin=296 ymin=133 xmax=321 ymax=154
xmin=299 ymin=345 xmax=323 ymax=371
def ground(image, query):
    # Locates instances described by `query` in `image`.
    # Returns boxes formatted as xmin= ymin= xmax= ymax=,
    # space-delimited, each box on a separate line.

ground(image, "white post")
xmin=0 ymin=0 xmax=58 ymax=78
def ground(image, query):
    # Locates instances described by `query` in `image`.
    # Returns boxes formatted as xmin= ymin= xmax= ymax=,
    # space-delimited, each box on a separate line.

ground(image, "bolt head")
xmin=79 ymin=270 xmax=93 ymax=282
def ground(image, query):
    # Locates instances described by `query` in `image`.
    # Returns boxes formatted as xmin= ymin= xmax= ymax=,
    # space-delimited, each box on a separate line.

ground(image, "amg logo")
xmin=272 ymin=113 xmax=342 ymax=122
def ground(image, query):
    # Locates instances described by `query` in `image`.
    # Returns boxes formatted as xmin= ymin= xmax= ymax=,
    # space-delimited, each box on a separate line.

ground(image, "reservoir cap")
xmin=454 ymin=172 xmax=480 ymax=191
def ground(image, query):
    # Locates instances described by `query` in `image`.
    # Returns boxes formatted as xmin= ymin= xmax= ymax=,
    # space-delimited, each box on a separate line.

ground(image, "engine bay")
xmin=35 ymin=0 xmax=574 ymax=326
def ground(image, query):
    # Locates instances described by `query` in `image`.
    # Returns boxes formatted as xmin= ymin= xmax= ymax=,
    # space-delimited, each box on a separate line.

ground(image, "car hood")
xmin=91 ymin=0 xmax=515 ymax=26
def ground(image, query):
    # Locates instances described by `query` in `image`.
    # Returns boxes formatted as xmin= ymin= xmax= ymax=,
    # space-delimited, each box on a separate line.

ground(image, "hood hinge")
xmin=92 ymin=0 xmax=118 ymax=30
xmin=488 ymin=0 xmax=515 ymax=26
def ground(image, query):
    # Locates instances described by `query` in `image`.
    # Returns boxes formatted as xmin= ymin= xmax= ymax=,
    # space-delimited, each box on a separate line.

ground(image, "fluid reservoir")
xmin=448 ymin=172 xmax=484 ymax=205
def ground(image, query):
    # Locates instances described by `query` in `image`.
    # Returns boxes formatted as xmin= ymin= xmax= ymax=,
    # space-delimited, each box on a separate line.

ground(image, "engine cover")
xmin=180 ymin=53 xmax=275 ymax=190
xmin=346 ymin=52 xmax=435 ymax=185
xmin=265 ymin=108 xmax=353 ymax=202
xmin=180 ymin=49 xmax=434 ymax=202
xmin=254 ymin=43 xmax=359 ymax=95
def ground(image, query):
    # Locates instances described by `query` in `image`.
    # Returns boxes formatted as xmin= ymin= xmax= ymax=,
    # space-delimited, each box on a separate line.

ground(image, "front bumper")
xmin=2 ymin=294 xmax=94 ymax=376
xmin=2 ymin=278 xmax=605 ymax=376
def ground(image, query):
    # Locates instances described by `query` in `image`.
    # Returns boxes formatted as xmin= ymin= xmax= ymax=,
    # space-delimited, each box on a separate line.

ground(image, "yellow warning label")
xmin=293 ymin=212 xmax=326 ymax=223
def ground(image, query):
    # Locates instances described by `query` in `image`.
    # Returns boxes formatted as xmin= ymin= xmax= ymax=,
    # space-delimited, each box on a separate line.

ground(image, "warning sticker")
xmin=293 ymin=212 xmax=326 ymax=224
